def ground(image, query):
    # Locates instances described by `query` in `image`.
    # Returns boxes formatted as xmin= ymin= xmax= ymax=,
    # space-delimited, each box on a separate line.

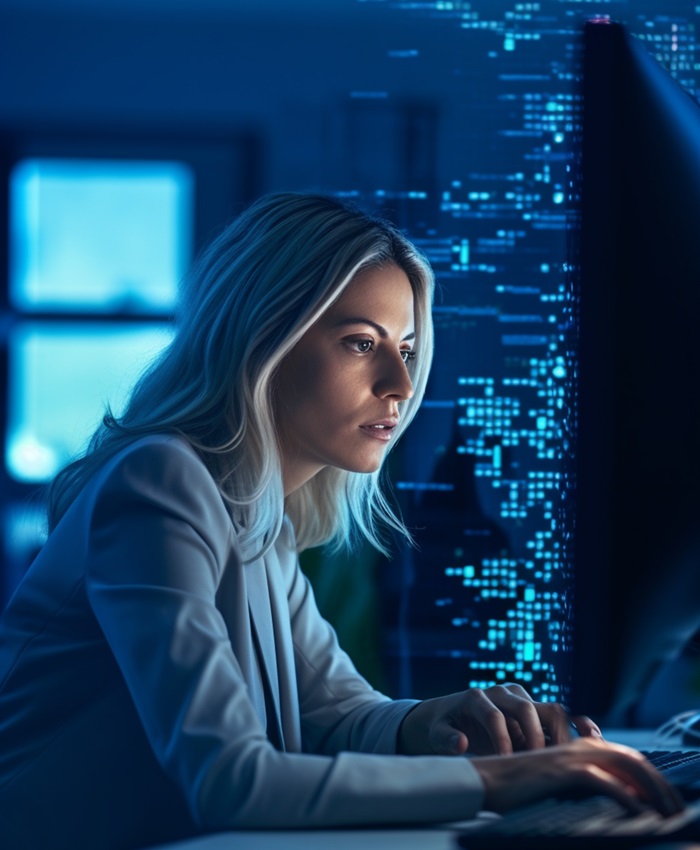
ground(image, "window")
xmin=0 ymin=134 xmax=259 ymax=606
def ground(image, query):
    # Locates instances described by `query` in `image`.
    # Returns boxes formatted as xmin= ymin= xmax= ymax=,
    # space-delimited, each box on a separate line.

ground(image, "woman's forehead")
xmin=329 ymin=264 xmax=414 ymax=323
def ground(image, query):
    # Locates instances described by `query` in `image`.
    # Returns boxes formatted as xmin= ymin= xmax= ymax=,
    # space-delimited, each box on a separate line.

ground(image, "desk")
xmin=152 ymin=825 xmax=700 ymax=850
xmin=154 ymin=826 xmax=465 ymax=850
xmin=607 ymin=729 xmax=660 ymax=749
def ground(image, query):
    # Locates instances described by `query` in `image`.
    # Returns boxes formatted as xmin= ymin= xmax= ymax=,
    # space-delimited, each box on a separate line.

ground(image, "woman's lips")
xmin=359 ymin=419 xmax=398 ymax=442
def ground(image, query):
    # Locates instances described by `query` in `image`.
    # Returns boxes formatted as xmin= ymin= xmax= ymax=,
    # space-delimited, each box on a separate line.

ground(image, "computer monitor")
xmin=570 ymin=20 xmax=700 ymax=725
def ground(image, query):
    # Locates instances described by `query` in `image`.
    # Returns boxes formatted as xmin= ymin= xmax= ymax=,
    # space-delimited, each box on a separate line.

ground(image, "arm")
xmin=85 ymin=439 xmax=485 ymax=830
xmin=264 ymin=556 xmax=681 ymax=820
xmin=279 ymin=536 xmax=419 ymax=755
xmin=278 ymin=521 xmax=599 ymax=759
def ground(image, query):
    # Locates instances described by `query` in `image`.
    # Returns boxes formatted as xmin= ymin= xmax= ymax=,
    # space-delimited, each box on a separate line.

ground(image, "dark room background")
xmin=1 ymin=0 xmax=699 ymax=724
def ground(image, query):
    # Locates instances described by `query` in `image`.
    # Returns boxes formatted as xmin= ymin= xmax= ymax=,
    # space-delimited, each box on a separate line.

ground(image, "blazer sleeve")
xmin=85 ymin=438 xmax=485 ymax=830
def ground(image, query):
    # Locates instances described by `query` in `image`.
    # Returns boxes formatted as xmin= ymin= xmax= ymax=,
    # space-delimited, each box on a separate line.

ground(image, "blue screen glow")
xmin=6 ymin=323 xmax=174 ymax=482
xmin=10 ymin=159 xmax=193 ymax=313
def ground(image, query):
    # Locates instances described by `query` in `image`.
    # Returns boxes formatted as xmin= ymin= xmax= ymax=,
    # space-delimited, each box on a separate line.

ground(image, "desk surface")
xmin=162 ymin=826 xmax=462 ymax=850
xmin=156 ymin=823 xmax=699 ymax=850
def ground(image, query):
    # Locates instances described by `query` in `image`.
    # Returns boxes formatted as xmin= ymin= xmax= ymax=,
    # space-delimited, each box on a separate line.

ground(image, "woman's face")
xmin=275 ymin=263 xmax=416 ymax=495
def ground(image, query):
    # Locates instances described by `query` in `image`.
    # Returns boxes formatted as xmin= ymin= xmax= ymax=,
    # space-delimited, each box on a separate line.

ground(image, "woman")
xmin=0 ymin=194 xmax=681 ymax=849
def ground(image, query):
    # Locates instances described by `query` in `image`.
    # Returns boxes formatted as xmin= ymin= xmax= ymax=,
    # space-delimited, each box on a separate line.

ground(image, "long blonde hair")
xmin=48 ymin=193 xmax=434 ymax=556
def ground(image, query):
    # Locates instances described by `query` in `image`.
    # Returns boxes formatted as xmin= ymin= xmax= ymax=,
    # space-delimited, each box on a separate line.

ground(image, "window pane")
xmin=10 ymin=159 xmax=193 ymax=313
xmin=6 ymin=323 xmax=174 ymax=482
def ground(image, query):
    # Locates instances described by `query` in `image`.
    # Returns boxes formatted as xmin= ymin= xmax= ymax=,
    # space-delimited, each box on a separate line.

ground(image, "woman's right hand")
xmin=471 ymin=738 xmax=685 ymax=816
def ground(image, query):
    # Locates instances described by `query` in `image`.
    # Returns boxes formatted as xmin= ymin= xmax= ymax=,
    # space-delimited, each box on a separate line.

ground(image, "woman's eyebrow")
xmin=332 ymin=317 xmax=416 ymax=342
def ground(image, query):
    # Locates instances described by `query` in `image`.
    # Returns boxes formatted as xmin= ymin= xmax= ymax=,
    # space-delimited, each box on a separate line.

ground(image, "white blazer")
xmin=0 ymin=435 xmax=484 ymax=850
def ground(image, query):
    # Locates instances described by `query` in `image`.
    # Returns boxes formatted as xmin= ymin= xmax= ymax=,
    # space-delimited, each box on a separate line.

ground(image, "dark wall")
xmin=0 ymin=2 xmax=468 ymax=194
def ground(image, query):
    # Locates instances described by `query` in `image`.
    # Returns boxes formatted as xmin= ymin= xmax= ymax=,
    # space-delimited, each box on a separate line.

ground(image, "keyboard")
xmin=643 ymin=749 xmax=700 ymax=798
xmin=456 ymin=795 xmax=700 ymax=849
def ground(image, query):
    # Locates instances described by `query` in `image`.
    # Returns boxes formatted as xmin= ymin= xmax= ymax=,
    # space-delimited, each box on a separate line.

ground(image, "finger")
xmin=463 ymin=689 xmax=514 ymax=755
xmin=428 ymin=724 xmax=469 ymax=755
xmin=600 ymin=741 xmax=685 ymax=815
xmin=537 ymin=702 xmax=576 ymax=746
xmin=486 ymin=686 xmax=547 ymax=750
xmin=506 ymin=696 xmax=547 ymax=750
xmin=500 ymin=688 xmax=584 ymax=746
xmin=605 ymin=760 xmax=684 ymax=816
xmin=573 ymin=764 xmax=648 ymax=814
xmin=575 ymin=740 xmax=684 ymax=816
xmin=571 ymin=714 xmax=604 ymax=739
xmin=503 ymin=683 xmax=534 ymax=700
xmin=505 ymin=716 xmax=528 ymax=751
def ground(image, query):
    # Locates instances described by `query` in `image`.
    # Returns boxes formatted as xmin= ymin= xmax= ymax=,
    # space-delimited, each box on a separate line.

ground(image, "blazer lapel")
xmin=265 ymin=543 xmax=302 ymax=753
xmin=215 ymin=551 xmax=267 ymax=730
xmin=245 ymin=559 xmax=285 ymax=749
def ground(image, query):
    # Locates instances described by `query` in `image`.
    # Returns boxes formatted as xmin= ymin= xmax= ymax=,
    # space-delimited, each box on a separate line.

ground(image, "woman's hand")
xmin=472 ymin=738 xmax=685 ymax=816
xmin=397 ymin=683 xmax=601 ymax=756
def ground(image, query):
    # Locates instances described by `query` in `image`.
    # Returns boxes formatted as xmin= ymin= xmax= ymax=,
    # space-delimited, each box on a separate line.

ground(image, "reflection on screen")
xmin=6 ymin=323 xmax=174 ymax=482
xmin=10 ymin=159 xmax=193 ymax=312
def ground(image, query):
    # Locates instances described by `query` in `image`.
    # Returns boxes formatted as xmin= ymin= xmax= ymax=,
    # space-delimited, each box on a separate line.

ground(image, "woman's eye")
xmin=401 ymin=349 xmax=417 ymax=363
xmin=348 ymin=339 xmax=374 ymax=353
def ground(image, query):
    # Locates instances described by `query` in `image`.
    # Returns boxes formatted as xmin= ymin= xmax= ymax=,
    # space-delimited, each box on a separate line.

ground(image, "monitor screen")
xmin=571 ymin=20 xmax=700 ymax=725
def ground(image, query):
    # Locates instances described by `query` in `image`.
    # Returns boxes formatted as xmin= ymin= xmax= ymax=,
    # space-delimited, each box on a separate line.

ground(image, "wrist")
xmin=397 ymin=700 xmax=426 ymax=755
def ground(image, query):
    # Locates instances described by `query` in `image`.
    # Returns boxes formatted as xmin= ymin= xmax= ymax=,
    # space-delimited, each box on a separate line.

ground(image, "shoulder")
xmin=94 ymin=434 xmax=217 ymax=501
xmin=86 ymin=435 xmax=234 ymax=550
xmin=104 ymin=432 xmax=205 ymax=471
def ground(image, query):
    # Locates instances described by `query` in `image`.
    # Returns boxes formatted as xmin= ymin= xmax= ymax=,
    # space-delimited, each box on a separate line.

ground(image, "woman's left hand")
xmin=397 ymin=683 xmax=602 ymax=756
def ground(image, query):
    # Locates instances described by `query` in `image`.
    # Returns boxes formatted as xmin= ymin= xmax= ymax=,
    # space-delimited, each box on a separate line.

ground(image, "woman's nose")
xmin=374 ymin=349 xmax=414 ymax=401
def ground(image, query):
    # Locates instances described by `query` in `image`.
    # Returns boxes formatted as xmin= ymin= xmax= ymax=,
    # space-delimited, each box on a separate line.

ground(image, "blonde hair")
xmin=48 ymin=193 xmax=434 ymax=557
